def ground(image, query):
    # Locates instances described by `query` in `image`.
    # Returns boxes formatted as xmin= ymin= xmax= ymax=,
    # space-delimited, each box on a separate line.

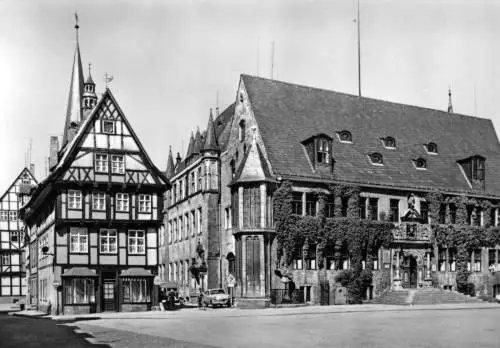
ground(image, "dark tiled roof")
xmin=215 ymin=103 xmax=235 ymax=151
xmin=242 ymin=75 xmax=500 ymax=196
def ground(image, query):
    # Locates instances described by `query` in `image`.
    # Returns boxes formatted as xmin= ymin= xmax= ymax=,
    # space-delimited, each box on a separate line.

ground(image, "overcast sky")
xmin=0 ymin=0 xmax=499 ymax=191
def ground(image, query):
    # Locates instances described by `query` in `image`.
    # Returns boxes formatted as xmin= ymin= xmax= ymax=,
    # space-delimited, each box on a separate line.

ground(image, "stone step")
xmin=371 ymin=288 xmax=486 ymax=306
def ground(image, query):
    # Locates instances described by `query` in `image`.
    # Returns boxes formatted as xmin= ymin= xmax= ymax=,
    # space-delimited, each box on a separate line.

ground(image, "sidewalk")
xmin=9 ymin=301 xmax=499 ymax=322
xmin=0 ymin=303 xmax=21 ymax=313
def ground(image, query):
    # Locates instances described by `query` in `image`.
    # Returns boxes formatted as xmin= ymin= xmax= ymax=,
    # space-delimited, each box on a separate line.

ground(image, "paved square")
xmin=69 ymin=305 xmax=500 ymax=348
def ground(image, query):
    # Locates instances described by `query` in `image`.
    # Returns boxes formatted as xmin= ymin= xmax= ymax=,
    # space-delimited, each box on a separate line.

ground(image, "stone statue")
xmin=407 ymin=193 xmax=416 ymax=210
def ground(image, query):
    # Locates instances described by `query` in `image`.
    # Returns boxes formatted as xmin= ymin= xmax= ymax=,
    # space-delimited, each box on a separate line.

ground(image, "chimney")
xmin=49 ymin=136 xmax=59 ymax=169
xmin=29 ymin=163 xmax=35 ymax=178
xmin=176 ymin=152 xmax=182 ymax=165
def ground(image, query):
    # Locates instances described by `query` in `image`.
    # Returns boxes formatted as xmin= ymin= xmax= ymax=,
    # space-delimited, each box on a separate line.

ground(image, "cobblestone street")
xmin=65 ymin=305 xmax=500 ymax=348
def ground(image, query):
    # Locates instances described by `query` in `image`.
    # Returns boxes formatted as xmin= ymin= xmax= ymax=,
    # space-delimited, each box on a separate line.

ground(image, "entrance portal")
xmin=402 ymin=255 xmax=418 ymax=288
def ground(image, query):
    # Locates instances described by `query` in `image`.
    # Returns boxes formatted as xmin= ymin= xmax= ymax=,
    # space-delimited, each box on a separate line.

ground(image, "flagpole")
xmin=357 ymin=0 xmax=361 ymax=97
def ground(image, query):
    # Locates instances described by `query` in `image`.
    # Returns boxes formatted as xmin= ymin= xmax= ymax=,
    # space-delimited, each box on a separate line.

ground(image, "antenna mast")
xmin=357 ymin=0 xmax=361 ymax=97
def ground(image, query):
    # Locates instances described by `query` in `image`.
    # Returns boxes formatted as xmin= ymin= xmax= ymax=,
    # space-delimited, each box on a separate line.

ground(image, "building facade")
xmin=162 ymin=105 xmax=234 ymax=300
xmin=166 ymin=74 xmax=500 ymax=307
xmin=0 ymin=168 xmax=36 ymax=298
xmin=21 ymin=24 xmax=168 ymax=315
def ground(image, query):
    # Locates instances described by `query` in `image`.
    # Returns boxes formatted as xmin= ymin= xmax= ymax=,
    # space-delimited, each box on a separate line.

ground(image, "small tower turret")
xmin=82 ymin=63 xmax=98 ymax=115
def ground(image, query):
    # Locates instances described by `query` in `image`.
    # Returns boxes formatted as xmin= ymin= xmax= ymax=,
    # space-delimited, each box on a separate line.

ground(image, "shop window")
xmin=63 ymin=278 xmax=95 ymax=304
xmin=122 ymin=278 xmax=151 ymax=303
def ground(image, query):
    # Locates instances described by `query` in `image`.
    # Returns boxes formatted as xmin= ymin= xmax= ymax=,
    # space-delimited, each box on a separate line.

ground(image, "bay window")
xmin=64 ymin=278 xmax=95 ymax=304
xmin=122 ymin=277 xmax=150 ymax=303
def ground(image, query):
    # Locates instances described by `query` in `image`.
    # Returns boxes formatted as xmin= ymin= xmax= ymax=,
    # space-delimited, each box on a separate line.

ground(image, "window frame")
xmin=102 ymin=120 xmax=115 ymax=134
xmin=95 ymin=153 xmax=109 ymax=173
xmin=116 ymin=193 xmax=129 ymax=212
xmin=338 ymin=130 xmax=352 ymax=143
xmin=111 ymin=155 xmax=125 ymax=174
xmin=99 ymin=229 xmax=117 ymax=254
xmin=92 ymin=192 xmax=106 ymax=211
xmin=128 ymin=230 xmax=146 ymax=255
xmin=138 ymin=194 xmax=152 ymax=213
xmin=369 ymin=152 xmax=384 ymax=165
xmin=383 ymin=136 xmax=396 ymax=149
xmin=68 ymin=190 xmax=83 ymax=210
xmin=70 ymin=228 xmax=88 ymax=253
xmin=316 ymin=138 xmax=331 ymax=165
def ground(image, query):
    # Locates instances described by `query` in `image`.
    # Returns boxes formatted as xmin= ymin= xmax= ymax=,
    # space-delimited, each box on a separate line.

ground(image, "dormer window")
xmin=458 ymin=155 xmax=485 ymax=185
xmin=413 ymin=157 xmax=427 ymax=170
xmin=302 ymin=134 xmax=333 ymax=169
xmin=369 ymin=152 xmax=383 ymax=165
xmin=338 ymin=130 xmax=352 ymax=143
xmin=426 ymin=142 xmax=438 ymax=154
xmin=317 ymin=138 xmax=330 ymax=164
xmin=383 ymin=136 xmax=396 ymax=148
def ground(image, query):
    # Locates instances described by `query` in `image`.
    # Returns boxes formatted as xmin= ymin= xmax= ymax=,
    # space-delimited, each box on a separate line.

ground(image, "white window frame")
xmin=138 ymin=194 xmax=152 ymax=213
xmin=99 ymin=229 xmax=117 ymax=254
xmin=68 ymin=190 xmax=82 ymax=210
xmin=128 ymin=230 xmax=145 ymax=254
xmin=92 ymin=192 xmax=106 ymax=211
xmin=95 ymin=154 xmax=109 ymax=173
xmin=102 ymin=120 xmax=115 ymax=134
xmin=70 ymin=228 xmax=88 ymax=253
xmin=0 ymin=211 xmax=7 ymax=221
xmin=111 ymin=155 xmax=125 ymax=174
xmin=116 ymin=193 xmax=129 ymax=212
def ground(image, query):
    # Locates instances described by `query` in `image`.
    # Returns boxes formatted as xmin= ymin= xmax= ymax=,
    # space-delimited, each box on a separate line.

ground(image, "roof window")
xmin=426 ymin=142 xmax=438 ymax=154
xmin=369 ymin=153 xmax=384 ymax=165
xmin=382 ymin=136 xmax=396 ymax=149
xmin=413 ymin=157 xmax=427 ymax=170
xmin=338 ymin=130 xmax=352 ymax=143
xmin=302 ymin=134 xmax=333 ymax=170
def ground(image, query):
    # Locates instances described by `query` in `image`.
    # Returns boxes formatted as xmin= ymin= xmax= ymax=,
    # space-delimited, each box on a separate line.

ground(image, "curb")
xmin=9 ymin=311 xmax=50 ymax=319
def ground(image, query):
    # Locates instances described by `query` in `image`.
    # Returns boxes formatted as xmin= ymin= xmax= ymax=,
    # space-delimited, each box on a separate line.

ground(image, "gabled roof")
xmin=23 ymin=89 xmax=168 ymax=216
xmin=214 ymin=103 xmax=235 ymax=152
xmin=241 ymin=74 xmax=500 ymax=197
xmin=0 ymin=167 xmax=37 ymax=203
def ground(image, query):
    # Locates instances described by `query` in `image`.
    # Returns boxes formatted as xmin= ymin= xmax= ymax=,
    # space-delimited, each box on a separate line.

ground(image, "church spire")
xmin=82 ymin=62 xmax=97 ymax=115
xmin=447 ymin=87 xmax=453 ymax=113
xmin=62 ymin=13 xmax=85 ymax=146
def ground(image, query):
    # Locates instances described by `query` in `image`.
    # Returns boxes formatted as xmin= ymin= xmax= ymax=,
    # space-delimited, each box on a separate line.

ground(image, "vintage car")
xmin=203 ymin=288 xmax=231 ymax=308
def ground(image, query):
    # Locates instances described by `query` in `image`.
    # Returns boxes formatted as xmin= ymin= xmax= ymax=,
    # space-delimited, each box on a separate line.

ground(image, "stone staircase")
xmin=370 ymin=288 xmax=485 ymax=306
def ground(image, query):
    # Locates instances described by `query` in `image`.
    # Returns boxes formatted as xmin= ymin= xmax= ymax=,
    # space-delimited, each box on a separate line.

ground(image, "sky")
xmin=0 ymin=0 xmax=499 ymax=191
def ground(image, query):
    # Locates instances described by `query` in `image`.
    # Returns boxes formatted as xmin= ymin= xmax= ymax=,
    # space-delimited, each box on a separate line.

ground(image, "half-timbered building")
xmin=21 ymin=23 xmax=168 ymax=315
xmin=0 ymin=168 xmax=36 ymax=299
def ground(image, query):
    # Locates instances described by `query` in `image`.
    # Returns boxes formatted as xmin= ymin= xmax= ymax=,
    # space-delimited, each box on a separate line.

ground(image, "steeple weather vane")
xmin=104 ymin=72 xmax=114 ymax=89
xmin=74 ymin=12 xmax=79 ymax=41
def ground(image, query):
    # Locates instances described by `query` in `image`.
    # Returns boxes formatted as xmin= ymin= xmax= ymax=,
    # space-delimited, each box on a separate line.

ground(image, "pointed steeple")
xmin=166 ymin=146 xmax=175 ymax=179
xmin=186 ymin=131 xmax=195 ymax=158
xmin=193 ymin=127 xmax=202 ymax=154
xmin=447 ymin=87 xmax=453 ymax=113
xmin=62 ymin=15 xmax=85 ymax=146
xmin=202 ymin=108 xmax=219 ymax=152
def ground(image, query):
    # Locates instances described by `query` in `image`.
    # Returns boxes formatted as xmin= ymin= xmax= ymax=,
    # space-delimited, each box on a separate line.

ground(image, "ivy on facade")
xmin=273 ymin=181 xmax=394 ymax=304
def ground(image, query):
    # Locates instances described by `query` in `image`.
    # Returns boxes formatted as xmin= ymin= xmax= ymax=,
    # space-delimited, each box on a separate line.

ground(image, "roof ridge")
xmin=241 ymin=74 xmax=492 ymax=123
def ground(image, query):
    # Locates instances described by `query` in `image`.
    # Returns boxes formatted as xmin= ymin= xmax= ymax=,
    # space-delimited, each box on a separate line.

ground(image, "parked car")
xmin=203 ymin=288 xmax=231 ymax=308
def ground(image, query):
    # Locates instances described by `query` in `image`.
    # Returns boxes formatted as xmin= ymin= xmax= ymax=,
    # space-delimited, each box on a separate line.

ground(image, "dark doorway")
xmin=402 ymin=255 xmax=418 ymax=288
xmin=409 ymin=256 xmax=418 ymax=288
xmin=102 ymin=271 xmax=117 ymax=312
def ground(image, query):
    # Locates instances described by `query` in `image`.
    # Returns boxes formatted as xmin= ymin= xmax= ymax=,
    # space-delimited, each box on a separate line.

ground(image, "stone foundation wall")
xmin=121 ymin=303 xmax=149 ymax=312
xmin=63 ymin=305 xmax=92 ymax=315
